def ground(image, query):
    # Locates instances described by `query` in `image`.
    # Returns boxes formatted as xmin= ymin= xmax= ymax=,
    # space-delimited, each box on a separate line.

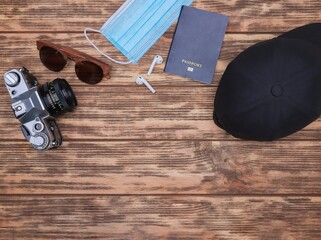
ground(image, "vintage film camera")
xmin=3 ymin=67 xmax=77 ymax=150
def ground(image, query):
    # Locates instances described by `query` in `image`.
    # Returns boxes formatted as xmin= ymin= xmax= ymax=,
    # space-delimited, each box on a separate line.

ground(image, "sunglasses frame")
xmin=37 ymin=40 xmax=111 ymax=80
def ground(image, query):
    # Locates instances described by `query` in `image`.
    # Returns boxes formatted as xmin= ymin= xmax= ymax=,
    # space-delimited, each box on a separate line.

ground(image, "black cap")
xmin=214 ymin=36 xmax=321 ymax=141
xmin=279 ymin=23 xmax=321 ymax=51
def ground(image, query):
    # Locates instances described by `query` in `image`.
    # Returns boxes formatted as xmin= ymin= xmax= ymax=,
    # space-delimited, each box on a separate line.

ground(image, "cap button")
xmin=271 ymin=84 xmax=284 ymax=97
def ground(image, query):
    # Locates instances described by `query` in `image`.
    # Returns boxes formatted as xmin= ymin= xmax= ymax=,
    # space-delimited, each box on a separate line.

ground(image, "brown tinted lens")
xmin=75 ymin=61 xmax=104 ymax=84
xmin=39 ymin=46 xmax=67 ymax=72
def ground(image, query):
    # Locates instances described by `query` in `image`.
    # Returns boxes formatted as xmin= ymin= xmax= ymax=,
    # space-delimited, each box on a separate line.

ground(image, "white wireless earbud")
xmin=147 ymin=55 xmax=163 ymax=76
xmin=136 ymin=76 xmax=156 ymax=94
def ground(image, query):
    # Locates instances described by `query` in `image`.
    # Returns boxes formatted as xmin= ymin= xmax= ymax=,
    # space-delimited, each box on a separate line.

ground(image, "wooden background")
xmin=1 ymin=0 xmax=321 ymax=239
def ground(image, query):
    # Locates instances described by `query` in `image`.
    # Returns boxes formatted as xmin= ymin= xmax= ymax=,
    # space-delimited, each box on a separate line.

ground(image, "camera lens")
xmin=39 ymin=78 xmax=77 ymax=117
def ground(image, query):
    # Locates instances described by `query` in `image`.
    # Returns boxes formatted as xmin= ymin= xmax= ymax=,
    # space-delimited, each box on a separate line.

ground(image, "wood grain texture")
xmin=1 ymin=86 xmax=321 ymax=141
xmin=1 ymin=196 xmax=321 ymax=240
xmin=1 ymin=0 xmax=321 ymax=238
xmin=1 ymin=141 xmax=321 ymax=194
xmin=1 ymin=0 xmax=321 ymax=32
xmin=0 ymin=33 xmax=320 ymax=141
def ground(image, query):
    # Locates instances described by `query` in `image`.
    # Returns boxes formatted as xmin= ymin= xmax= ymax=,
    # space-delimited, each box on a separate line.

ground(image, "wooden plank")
xmin=1 ymin=196 xmax=321 ymax=239
xmin=0 ymin=33 xmax=276 ymax=86
xmin=1 ymin=35 xmax=321 ymax=141
xmin=1 ymin=141 xmax=321 ymax=194
xmin=1 ymin=86 xmax=321 ymax=141
xmin=1 ymin=1 xmax=321 ymax=239
xmin=1 ymin=0 xmax=321 ymax=32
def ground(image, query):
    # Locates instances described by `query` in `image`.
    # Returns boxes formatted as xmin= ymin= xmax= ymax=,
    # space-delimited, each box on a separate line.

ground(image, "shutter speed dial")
xmin=4 ymin=72 xmax=20 ymax=87
xmin=31 ymin=132 xmax=49 ymax=150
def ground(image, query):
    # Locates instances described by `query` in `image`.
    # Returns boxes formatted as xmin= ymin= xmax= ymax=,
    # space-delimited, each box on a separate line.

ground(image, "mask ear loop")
xmin=84 ymin=27 xmax=133 ymax=65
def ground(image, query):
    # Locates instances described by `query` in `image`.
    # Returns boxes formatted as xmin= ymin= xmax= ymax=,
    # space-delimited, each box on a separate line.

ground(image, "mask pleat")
xmin=128 ymin=0 xmax=194 ymax=62
xmin=117 ymin=1 xmax=163 ymax=47
xmin=100 ymin=0 xmax=135 ymax=32
xmin=106 ymin=0 xmax=154 ymax=40
xmin=95 ymin=0 xmax=195 ymax=64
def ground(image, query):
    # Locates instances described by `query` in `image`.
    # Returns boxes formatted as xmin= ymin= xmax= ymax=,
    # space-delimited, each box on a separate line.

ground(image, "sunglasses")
xmin=37 ymin=40 xmax=111 ymax=84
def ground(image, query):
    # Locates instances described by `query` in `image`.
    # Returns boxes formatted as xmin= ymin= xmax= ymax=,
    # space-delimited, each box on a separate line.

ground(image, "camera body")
xmin=3 ymin=67 xmax=77 ymax=150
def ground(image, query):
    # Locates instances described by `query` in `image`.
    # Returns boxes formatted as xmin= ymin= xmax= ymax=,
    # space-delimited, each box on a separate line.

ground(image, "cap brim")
xmin=279 ymin=23 xmax=321 ymax=50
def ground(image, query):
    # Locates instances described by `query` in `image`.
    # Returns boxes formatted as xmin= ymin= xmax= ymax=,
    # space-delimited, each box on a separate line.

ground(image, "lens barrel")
xmin=39 ymin=78 xmax=77 ymax=117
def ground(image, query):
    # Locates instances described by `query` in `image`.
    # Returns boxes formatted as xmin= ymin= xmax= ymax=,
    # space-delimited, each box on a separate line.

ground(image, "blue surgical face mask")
xmin=84 ymin=0 xmax=194 ymax=64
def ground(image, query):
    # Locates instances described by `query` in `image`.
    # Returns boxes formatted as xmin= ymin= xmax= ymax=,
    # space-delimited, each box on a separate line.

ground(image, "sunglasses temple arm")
xmin=84 ymin=28 xmax=133 ymax=65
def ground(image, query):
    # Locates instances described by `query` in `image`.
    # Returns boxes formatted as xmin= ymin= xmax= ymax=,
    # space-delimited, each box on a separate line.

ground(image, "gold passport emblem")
xmin=181 ymin=59 xmax=203 ymax=68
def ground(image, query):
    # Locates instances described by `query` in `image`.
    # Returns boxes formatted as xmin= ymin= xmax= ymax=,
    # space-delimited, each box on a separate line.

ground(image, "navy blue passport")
xmin=164 ymin=6 xmax=229 ymax=84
